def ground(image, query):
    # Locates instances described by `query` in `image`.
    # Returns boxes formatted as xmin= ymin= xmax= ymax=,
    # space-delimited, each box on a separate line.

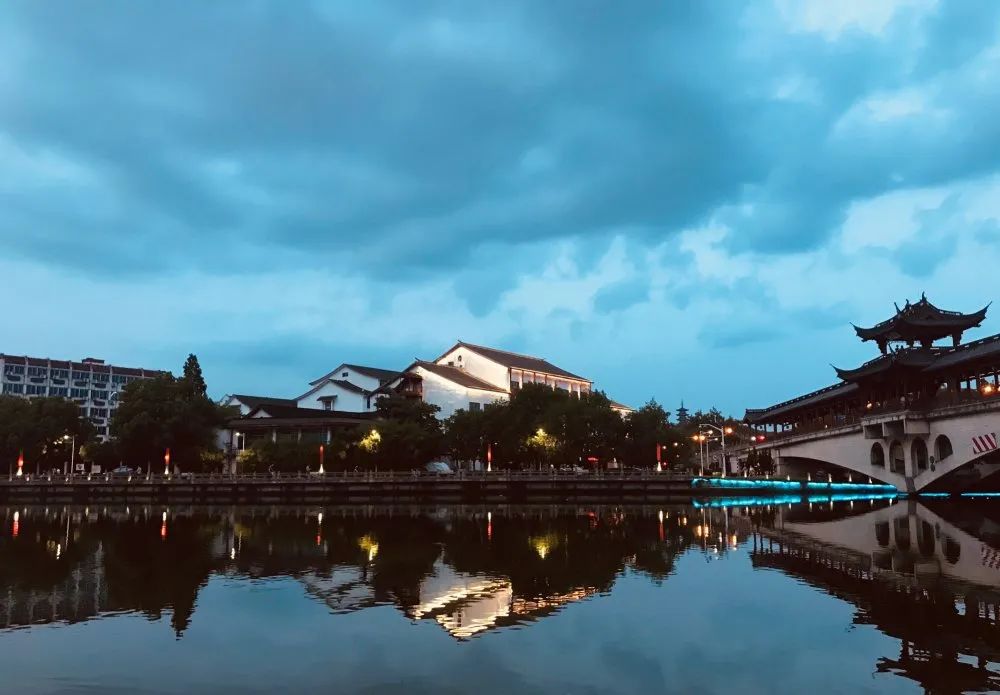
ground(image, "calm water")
xmin=2 ymin=498 xmax=1000 ymax=694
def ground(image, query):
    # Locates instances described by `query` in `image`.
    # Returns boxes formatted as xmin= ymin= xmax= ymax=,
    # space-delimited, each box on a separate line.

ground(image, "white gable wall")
xmin=325 ymin=366 xmax=385 ymax=392
xmin=435 ymin=346 xmax=508 ymax=391
xmin=414 ymin=365 xmax=506 ymax=419
xmin=297 ymin=380 xmax=370 ymax=412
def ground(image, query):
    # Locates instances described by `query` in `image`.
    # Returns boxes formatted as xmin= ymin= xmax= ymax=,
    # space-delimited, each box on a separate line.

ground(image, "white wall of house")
xmin=414 ymin=366 xmax=506 ymax=419
xmin=435 ymin=347 xmax=509 ymax=391
xmin=222 ymin=396 xmax=255 ymax=416
xmin=320 ymin=365 xmax=384 ymax=393
xmin=297 ymin=380 xmax=369 ymax=412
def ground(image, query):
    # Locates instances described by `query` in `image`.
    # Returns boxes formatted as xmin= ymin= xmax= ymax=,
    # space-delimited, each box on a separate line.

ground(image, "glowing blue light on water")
xmin=693 ymin=492 xmax=898 ymax=509
xmin=691 ymin=478 xmax=897 ymax=492
xmin=918 ymin=492 xmax=951 ymax=498
xmin=960 ymin=492 xmax=1000 ymax=498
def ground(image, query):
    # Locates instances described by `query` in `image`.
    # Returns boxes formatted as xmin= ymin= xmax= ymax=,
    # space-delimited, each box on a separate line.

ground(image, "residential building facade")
xmin=0 ymin=354 xmax=163 ymax=440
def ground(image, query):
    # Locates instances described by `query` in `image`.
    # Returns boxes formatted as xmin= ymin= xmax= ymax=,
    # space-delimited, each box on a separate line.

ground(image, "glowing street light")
xmin=318 ymin=444 xmax=325 ymax=475
xmin=16 ymin=450 xmax=24 ymax=478
xmin=163 ymin=448 xmax=171 ymax=477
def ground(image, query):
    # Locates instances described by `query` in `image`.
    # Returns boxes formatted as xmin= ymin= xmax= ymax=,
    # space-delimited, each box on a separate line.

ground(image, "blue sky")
xmin=2 ymin=1 xmax=999 ymax=415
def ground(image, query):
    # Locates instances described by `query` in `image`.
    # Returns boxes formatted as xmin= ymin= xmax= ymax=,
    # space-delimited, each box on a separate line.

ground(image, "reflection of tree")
xmin=99 ymin=516 xmax=220 ymax=635
xmin=0 ymin=506 xmax=697 ymax=639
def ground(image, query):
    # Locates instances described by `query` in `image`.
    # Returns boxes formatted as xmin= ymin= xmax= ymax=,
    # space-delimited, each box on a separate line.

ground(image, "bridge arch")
xmin=935 ymin=434 xmax=954 ymax=462
xmin=889 ymin=440 xmax=905 ymax=474
xmin=870 ymin=443 xmax=885 ymax=468
xmin=911 ymin=437 xmax=929 ymax=472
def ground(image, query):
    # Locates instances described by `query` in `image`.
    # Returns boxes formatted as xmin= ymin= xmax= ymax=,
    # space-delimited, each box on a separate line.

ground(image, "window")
xmin=4 ymin=365 xmax=24 ymax=376
xmin=2 ymin=383 xmax=24 ymax=394
xmin=72 ymin=371 xmax=90 ymax=381
xmin=91 ymin=390 xmax=108 ymax=400
xmin=469 ymin=402 xmax=481 ymax=412
xmin=93 ymin=380 xmax=109 ymax=389
xmin=25 ymin=384 xmax=46 ymax=395
xmin=27 ymin=366 xmax=48 ymax=377
xmin=112 ymin=374 xmax=129 ymax=384
xmin=91 ymin=408 xmax=108 ymax=418
xmin=447 ymin=361 xmax=455 ymax=366
xmin=71 ymin=388 xmax=89 ymax=399
xmin=50 ymin=387 xmax=68 ymax=397
xmin=51 ymin=369 xmax=69 ymax=380
xmin=457 ymin=355 xmax=462 ymax=362
xmin=342 ymin=371 xmax=349 ymax=377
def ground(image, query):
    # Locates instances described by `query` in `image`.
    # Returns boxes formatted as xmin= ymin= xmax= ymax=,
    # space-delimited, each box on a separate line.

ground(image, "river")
xmin=1 ymin=497 xmax=999 ymax=693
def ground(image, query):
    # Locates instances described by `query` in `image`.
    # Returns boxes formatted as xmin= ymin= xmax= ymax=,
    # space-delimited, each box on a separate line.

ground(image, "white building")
xmin=0 ymin=353 xmax=163 ymax=440
xmin=219 ymin=344 xmax=633 ymax=449
xmin=378 ymin=341 xmax=632 ymax=419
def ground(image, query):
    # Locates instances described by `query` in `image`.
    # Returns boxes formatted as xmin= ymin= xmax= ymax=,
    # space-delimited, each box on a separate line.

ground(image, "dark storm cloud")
xmin=2 ymin=0 xmax=999 ymax=306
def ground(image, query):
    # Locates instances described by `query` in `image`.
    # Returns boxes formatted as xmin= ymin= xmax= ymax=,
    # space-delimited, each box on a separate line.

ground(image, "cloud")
xmin=1 ymin=1 xmax=999 ymax=414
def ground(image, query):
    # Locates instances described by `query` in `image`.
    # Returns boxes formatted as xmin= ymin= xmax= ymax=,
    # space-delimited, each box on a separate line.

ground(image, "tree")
xmin=180 ymin=354 xmax=207 ymax=397
xmin=352 ymin=394 xmax=443 ymax=470
xmin=0 ymin=396 xmax=94 ymax=474
xmin=112 ymin=365 xmax=225 ymax=472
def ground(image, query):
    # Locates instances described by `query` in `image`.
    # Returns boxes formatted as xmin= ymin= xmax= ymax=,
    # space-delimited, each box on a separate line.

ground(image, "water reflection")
xmin=2 ymin=500 xmax=1000 ymax=691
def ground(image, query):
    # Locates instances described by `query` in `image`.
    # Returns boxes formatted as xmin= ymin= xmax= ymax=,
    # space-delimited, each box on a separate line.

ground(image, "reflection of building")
xmin=751 ymin=506 xmax=1000 ymax=693
xmin=407 ymin=556 xmax=598 ymax=639
xmin=0 ymin=354 xmax=163 ymax=440
xmin=0 ymin=546 xmax=108 ymax=629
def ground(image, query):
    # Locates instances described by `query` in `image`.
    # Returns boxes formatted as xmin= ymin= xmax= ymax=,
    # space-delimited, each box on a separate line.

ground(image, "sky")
xmin=2 ymin=0 xmax=1000 ymax=416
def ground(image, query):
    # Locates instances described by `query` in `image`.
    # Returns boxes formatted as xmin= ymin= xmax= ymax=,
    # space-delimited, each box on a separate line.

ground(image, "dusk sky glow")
xmin=3 ymin=1 xmax=999 ymax=414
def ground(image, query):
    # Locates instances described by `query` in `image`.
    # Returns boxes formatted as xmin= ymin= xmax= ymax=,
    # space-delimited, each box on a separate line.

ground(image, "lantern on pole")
xmin=486 ymin=442 xmax=493 ymax=473
xmin=318 ymin=444 xmax=325 ymax=474
xmin=16 ymin=450 xmax=24 ymax=478
xmin=164 ymin=448 xmax=171 ymax=476
xmin=656 ymin=443 xmax=662 ymax=472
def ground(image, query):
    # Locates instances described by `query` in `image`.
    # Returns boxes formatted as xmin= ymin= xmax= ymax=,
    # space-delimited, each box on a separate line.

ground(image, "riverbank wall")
xmin=0 ymin=474 xmax=899 ymax=504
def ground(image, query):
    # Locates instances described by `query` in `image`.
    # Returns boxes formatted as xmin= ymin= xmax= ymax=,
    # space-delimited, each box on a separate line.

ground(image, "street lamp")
xmin=700 ymin=423 xmax=734 ymax=477
xmin=61 ymin=434 xmax=76 ymax=477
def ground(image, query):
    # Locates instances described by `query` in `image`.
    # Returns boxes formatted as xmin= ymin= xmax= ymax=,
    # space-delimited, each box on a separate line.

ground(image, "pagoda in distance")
xmin=853 ymin=293 xmax=989 ymax=355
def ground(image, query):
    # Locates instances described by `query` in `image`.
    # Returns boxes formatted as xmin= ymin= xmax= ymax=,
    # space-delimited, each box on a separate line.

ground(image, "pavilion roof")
xmin=853 ymin=294 xmax=988 ymax=344
xmin=833 ymin=348 xmax=941 ymax=383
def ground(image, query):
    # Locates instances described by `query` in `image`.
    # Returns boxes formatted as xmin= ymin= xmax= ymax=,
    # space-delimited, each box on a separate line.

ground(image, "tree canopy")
xmin=0 ymin=396 xmax=94 ymax=474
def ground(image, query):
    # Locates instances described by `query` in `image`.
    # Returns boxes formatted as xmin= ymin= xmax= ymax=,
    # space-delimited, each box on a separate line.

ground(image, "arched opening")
xmin=935 ymin=435 xmax=954 ymax=461
xmin=911 ymin=438 xmax=928 ymax=472
xmin=875 ymin=521 xmax=890 ymax=547
xmin=894 ymin=517 xmax=911 ymax=551
xmin=918 ymin=520 xmax=935 ymax=557
xmin=944 ymin=537 xmax=961 ymax=564
xmin=870 ymin=443 xmax=886 ymax=468
xmin=889 ymin=441 xmax=905 ymax=474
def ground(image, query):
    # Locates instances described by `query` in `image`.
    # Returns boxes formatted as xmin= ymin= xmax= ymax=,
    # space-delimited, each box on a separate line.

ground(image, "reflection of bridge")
xmin=744 ymin=297 xmax=1000 ymax=492
xmin=752 ymin=502 xmax=1000 ymax=691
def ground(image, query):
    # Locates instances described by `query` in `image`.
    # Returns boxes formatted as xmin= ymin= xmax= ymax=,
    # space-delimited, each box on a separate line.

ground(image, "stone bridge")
xmin=745 ymin=400 xmax=1000 ymax=492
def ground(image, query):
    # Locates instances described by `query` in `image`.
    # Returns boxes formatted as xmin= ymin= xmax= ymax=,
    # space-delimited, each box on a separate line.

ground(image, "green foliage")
xmin=181 ymin=354 xmax=207 ymax=397
xmin=0 ymin=396 xmax=94 ymax=473
xmin=353 ymin=394 xmax=443 ymax=470
xmin=81 ymin=440 xmax=121 ymax=472
xmin=112 ymin=358 xmax=225 ymax=471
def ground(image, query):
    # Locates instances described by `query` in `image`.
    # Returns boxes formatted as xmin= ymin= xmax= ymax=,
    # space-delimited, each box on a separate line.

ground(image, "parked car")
xmin=111 ymin=465 xmax=134 ymax=476
xmin=425 ymin=461 xmax=455 ymax=475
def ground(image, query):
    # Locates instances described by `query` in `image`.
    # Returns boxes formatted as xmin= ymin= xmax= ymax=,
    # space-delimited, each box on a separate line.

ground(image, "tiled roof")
xmin=438 ymin=341 xmax=589 ymax=382
xmin=308 ymin=363 xmax=399 ymax=387
xmin=246 ymin=404 xmax=376 ymax=420
xmin=413 ymin=360 xmax=508 ymax=393
xmin=744 ymin=382 xmax=859 ymax=424
xmin=329 ymin=379 xmax=368 ymax=395
xmin=341 ymin=364 xmax=400 ymax=383
xmin=228 ymin=394 xmax=296 ymax=409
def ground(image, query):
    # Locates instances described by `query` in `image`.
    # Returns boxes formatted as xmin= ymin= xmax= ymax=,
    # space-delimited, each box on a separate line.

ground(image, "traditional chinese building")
xmin=745 ymin=295 xmax=999 ymax=436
